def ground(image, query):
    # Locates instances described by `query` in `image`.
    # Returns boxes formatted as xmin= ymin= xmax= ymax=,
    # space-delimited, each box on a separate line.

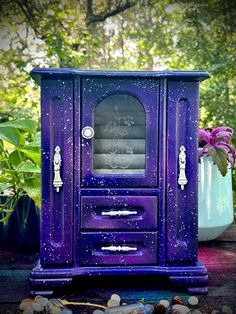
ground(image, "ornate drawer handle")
xmin=53 ymin=146 xmax=63 ymax=192
xmin=101 ymin=245 xmax=137 ymax=252
xmin=101 ymin=210 xmax=138 ymax=216
xmin=178 ymin=145 xmax=188 ymax=190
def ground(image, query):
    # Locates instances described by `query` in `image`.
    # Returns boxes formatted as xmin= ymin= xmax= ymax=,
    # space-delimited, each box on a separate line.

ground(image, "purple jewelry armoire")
xmin=30 ymin=69 xmax=210 ymax=296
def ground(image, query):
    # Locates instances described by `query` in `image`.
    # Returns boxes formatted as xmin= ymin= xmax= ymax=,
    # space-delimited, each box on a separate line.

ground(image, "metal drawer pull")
xmin=178 ymin=145 xmax=188 ymax=190
xmin=53 ymin=146 xmax=63 ymax=192
xmin=101 ymin=210 xmax=138 ymax=216
xmin=101 ymin=245 xmax=137 ymax=252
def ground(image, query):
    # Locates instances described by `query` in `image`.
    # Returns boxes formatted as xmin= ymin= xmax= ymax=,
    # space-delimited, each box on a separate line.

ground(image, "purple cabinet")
xmin=30 ymin=69 xmax=210 ymax=296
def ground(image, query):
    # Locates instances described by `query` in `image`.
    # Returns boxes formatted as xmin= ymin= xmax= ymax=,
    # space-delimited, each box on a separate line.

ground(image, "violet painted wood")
xmin=81 ymin=196 xmax=158 ymax=230
xmin=40 ymin=78 xmax=73 ymax=265
xmin=31 ymin=69 xmax=210 ymax=84
xmin=80 ymin=232 xmax=158 ymax=265
xmin=30 ymin=69 xmax=210 ymax=295
xmin=166 ymin=81 xmax=199 ymax=262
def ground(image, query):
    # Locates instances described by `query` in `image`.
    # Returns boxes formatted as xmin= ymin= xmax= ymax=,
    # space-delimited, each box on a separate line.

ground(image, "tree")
xmin=0 ymin=0 xmax=236 ymax=137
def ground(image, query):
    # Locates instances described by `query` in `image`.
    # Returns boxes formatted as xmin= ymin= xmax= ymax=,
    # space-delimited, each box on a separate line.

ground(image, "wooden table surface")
xmin=0 ymin=224 xmax=236 ymax=313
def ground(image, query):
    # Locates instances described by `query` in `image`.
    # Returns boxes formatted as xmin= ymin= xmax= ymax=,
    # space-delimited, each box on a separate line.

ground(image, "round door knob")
xmin=81 ymin=126 xmax=94 ymax=139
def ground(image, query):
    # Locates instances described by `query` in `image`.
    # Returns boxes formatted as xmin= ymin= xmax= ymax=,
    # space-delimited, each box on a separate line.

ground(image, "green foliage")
xmin=0 ymin=119 xmax=41 ymax=223
xmin=1 ymin=0 xmax=235 ymax=134
xmin=0 ymin=0 xmax=235 ymax=212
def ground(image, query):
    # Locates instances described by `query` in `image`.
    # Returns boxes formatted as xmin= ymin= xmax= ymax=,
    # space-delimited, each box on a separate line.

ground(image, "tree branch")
xmin=86 ymin=0 xmax=136 ymax=26
xmin=14 ymin=0 xmax=43 ymax=38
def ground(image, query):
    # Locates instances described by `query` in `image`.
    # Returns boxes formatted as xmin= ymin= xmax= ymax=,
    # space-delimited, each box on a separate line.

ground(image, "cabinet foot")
xmin=188 ymin=287 xmax=208 ymax=295
xmin=29 ymin=263 xmax=73 ymax=297
xmin=30 ymin=261 xmax=208 ymax=296
xmin=30 ymin=290 xmax=54 ymax=297
xmin=169 ymin=275 xmax=208 ymax=295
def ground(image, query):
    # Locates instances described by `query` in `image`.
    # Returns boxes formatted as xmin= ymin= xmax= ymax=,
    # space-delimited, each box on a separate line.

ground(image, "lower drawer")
xmin=80 ymin=232 xmax=158 ymax=266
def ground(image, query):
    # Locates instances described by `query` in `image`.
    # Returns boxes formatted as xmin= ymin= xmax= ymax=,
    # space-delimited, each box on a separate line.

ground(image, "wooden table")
xmin=0 ymin=224 xmax=236 ymax=313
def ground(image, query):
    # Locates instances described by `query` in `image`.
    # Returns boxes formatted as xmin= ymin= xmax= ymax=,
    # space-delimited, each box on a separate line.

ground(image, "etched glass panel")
xmin=93 ymin=94 xmax=146 ymax=174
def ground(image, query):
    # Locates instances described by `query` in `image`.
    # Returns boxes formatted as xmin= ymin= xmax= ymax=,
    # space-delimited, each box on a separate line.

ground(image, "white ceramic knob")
xmin=81 ymin=126 xmax=94 ymax=139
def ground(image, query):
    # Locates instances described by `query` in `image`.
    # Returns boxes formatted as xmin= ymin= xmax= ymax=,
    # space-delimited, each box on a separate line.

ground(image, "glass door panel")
xmin=93 ymin=94 xmax=146 ymax=175
xmin=81 ymin=78 xmax=158 ymax=187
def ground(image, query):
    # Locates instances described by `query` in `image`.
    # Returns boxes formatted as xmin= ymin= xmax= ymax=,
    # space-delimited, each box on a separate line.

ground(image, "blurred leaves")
xmin=0 ymin=126 xmax=22 ymax=146
xmin=0 ymin=0 xmax=236 ymax=218
xmin=0 ymin=120 xmax=41 ymax=223
xmin=0 ymin=119 xmax=37 ymax=133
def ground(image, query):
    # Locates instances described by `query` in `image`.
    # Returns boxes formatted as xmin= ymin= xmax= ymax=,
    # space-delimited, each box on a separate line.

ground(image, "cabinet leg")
xmin=169 ymin=275 xmax=208 ymax=295
xmin=30 ymin=290 xmax=54 ymax=297
xmin=29 ymin=264 xmax=73 ymax=298
xmin=188 ymin=287 xmax=208 ymax=295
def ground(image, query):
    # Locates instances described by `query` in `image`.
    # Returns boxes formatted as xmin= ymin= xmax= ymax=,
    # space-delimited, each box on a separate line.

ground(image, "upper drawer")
xmin=81 ymin=196 xmax=158 ymax=230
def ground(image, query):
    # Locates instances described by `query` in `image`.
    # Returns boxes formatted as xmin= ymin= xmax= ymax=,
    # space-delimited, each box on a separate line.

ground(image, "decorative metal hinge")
xmin=53 ymin=146 xmax=63 ymax=192
xmin=101 ymin=245 xmax=137 ymax=252
xmin=178 ymin=145 xmax=188 ymax=190
xmin=101 ymin=210 xmax=138 ymax=216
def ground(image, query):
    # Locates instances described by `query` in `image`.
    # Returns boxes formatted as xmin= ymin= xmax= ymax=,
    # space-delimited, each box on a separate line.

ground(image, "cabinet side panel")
xmin=166 ymin=80 xmax=199 ymax=262
xmin=41 ymin=78 xmax=73 ymax=264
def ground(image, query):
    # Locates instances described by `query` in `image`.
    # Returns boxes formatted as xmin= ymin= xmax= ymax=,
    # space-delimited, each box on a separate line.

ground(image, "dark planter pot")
xmin=0 ymin=195 xmax=40 ymax=251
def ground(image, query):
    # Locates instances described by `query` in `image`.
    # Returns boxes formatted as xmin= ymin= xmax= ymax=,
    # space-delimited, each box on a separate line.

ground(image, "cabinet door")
xmin=81 ymin=78 xmax=158 ymax=187
xmin=166 ymin=80 xmax=199 ymax=262
xmin=41 ymin=78 xmax=73 ymax=265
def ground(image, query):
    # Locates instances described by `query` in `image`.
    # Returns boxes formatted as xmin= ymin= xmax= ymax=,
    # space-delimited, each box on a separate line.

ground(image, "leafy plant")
xmin=0 ymin=119 xmax=41 ymax=223
xmin=198 ymin=126 xmax=236 ymax=176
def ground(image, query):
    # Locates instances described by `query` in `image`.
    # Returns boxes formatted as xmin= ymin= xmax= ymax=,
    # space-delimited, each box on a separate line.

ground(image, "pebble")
xmin=222 ymin=305 xmax=233 ymax=314
xmin=107 ymin=299 xmax=120 ymax=307
xmin=93 ymin=310 xmax=105 ymax=314
xmin=188 ymin=296 xmax=199 ymax=306
xmin=19 ymin=299 xmax=35 ymax=311
xmin=172 ymin=304 xmax=190 ymax=314
xmin=31 ymin=303 xmax=43 ymax=312
xmin=34 ymin=296 xmax=49 ymax=307
xmin=22 ymin=307 xmax=34 ymax=314
xmin=46 ymin=299 xmax=64 ymax=314
xmin=34 ymin=295 xmax=44 ymax=301
xmin=171 ymin=296 xmax=184 ymax=305
xmin=170 ymin=310 xmax=180 ymax=314
xmin=191 ymin=310 xmax=202 ymax=314
xmin=153 ymin=303 xmax=166 ymax=314
xmin=144 ymin=304 xmax=154 ymax=313
xmin=110 ymin=294 xmax=121 ymax=303
xmin=210 ymin=311 xmax=219 ymax=314
xmin=159 ymin=299 xmax=170 ymax=308
xmin=60 ymin=310 xmax=73 ymax=314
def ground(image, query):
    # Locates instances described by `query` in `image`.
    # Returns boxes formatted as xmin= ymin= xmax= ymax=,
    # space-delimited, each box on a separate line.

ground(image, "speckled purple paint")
xmin=30 ymin=69 xmax=210 ymax=296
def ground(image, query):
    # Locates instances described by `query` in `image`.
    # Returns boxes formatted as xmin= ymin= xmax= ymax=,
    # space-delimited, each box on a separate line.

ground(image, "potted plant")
xmin=0 ymin=119 xmax=41 ymax=249
xmin=198 ymin=126 xmax=236 ymax=241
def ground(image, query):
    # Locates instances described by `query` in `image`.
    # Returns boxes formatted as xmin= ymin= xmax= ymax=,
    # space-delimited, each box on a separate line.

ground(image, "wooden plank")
xmin=0 ymin=224 xmax=236 ymax=312
xmin=214 ymin=222 xmax=236 ymax=242
xmin=0 ymin=269 xmax=31 ymax=304
xmin=0 ymin=250 xmax=37 ymax=270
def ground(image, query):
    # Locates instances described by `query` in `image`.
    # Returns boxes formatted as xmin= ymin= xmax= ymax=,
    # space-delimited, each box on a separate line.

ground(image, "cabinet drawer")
xmin=80 ymin=232 xmax=158 ymax=265
xmin=81 ymin=196 xmax=158 ymax=230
